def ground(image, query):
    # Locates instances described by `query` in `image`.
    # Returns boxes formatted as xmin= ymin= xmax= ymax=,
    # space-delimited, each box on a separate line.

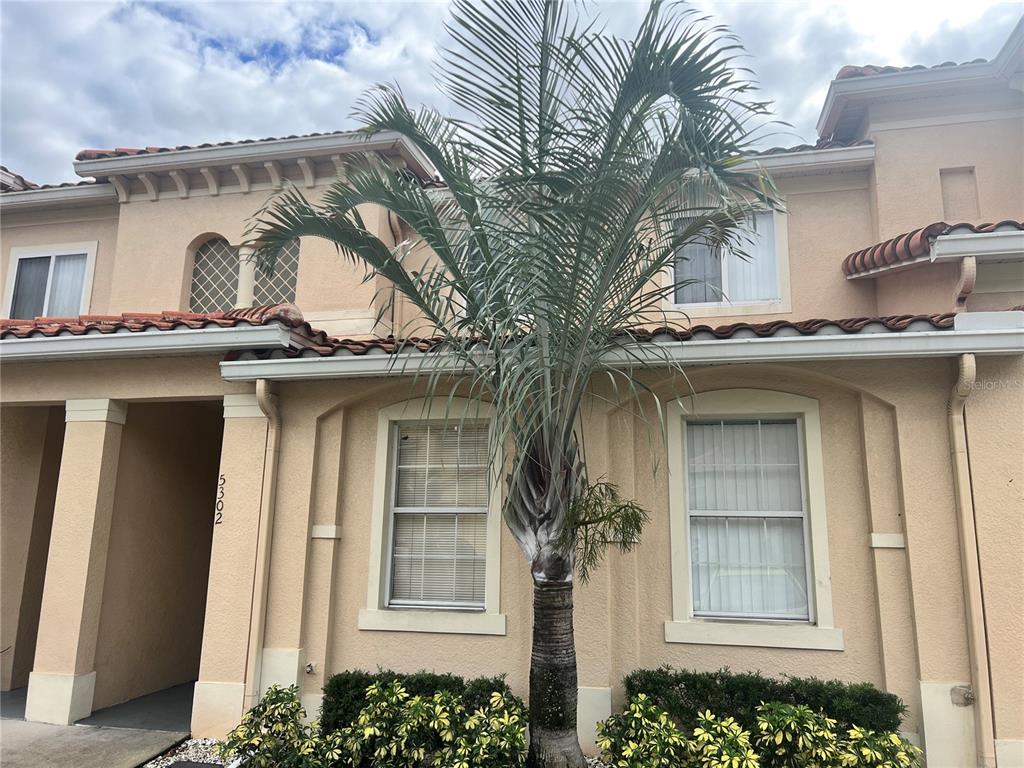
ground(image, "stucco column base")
xmin=919 ymin=680 xmax=979 ymax=768
xmin=996 ymin=740 xmax=1024 ymax=768
xmin=258 ymin=647 xmax=306 ymax=694
xmin=577 ymin=687 xmax=612 ymax=755
xmin=24 ymin=670 xmax=96 ymax=725
xmin=192 ymin=681 xmax=246 ymax=739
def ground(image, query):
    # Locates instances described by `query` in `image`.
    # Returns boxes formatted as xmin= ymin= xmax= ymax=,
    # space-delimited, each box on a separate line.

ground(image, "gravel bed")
xmin=586 ymin=758 xmax=611 ymax=768
xmin=143 ymin=738 xmax=225 ymax=767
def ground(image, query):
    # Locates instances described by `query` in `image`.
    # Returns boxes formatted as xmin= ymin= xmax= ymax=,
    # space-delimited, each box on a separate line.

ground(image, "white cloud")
xmin=0 ymin=0 xmax=1016 ymax=183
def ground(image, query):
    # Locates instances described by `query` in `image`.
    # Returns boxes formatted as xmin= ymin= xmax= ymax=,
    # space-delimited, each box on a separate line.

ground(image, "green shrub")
xmin=596 ymin=693 xmax=690 ymax=767
xmin=755 ymin=702 xmax=840 ymax=767
xmin=320 ymin=668 xmax=521 ymax=735
xmin=598 ymin=697 xmax=921 ymax=768
xmin=623 ymin=667 xmax=905 ymax=733
xmin=436 ymin=690 xmax=528 ymax=768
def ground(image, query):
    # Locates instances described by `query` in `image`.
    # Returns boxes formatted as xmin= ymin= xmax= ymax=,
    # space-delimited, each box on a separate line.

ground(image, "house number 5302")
xmin=215 ymin=474 xmax=226 ymax=525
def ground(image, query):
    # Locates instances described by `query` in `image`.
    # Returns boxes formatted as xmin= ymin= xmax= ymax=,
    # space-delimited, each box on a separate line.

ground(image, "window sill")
xmin=670 ymin=300 xmax=791 ymax=319
xmin=358 ymin=608 xmax=506 ymax=636
xmin=664 ymin=619 xmax=843 ymax=650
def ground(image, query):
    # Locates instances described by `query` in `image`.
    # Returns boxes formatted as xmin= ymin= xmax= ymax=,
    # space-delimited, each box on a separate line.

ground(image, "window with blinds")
xmin=9 ymin=252 xmax=88 ymax=319
xmin=674 ymin=211 xmax=778 ymax=305
xmin=388 ymin=421 xmax=490 ymax=609
xmin=685 ymin=418 xmax=811 ymax=621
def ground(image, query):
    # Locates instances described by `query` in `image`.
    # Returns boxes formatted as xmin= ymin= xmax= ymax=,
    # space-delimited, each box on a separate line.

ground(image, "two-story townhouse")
xmin=1 ymin=19 xmax=1022 ymax=768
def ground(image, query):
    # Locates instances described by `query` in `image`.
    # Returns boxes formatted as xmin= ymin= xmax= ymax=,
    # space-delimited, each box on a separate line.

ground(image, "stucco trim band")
xmin=311 ymin=525 xmax=342 ymax=539
xmin=996 ymin=740 xmax=1024 ymax=768
xmin=870 ymin=533 xmax=907 ymax=549
xmin=24 ymin=670 xmax=96 ymax=725
xmin=577 ymin=687 xmax=612 ymax=754
xmin=223 ymin=393 xmax=264 ymax=419
xmin=65 ymin=398 xmax=127 ymax=424
xmin=192 ymin=680 xmax=246 ymax=739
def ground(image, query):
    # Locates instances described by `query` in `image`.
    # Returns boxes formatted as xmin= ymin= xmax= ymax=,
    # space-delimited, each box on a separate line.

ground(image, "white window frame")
xmin=358 ymin=397 xmax=506 ymax=636
xmin=664 ymin=389 xmax=842 ymax=650
xmin=3 ymin=241 xmax=98 ymax=318
xmin=669 ymin=209 xmax=792 ymax=318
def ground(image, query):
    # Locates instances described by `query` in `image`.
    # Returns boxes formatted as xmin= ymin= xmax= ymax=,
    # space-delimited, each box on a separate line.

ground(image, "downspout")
xmin=947 ymin=353 xmax=996 ymax=768
xmin=243 ymin=378 xmax=282 ymax=709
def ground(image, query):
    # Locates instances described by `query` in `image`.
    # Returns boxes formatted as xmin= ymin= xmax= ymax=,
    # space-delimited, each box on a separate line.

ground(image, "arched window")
xmin=189 ymin=238 xmax=239 ymax=313
xmin=254 ymin=239 xmax=300 ymax=305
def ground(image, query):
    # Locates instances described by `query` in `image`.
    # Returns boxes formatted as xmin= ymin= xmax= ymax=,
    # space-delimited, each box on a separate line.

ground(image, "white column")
xmin=236 ymin=246 xmax=256 ymax=309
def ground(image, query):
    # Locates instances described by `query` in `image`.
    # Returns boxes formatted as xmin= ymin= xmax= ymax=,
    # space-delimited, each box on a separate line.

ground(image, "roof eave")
xmin=0 ymin=323 xmax=305 ymax=362
xmin=737 ymin=143 xmax=875 ymax=176
xmin=0 ymin=184 xmax=117 ymax=211
xmin=218 ymin=316 xmax=1024 ymax=381
xmin=72 ymin=130 xmax=438 ymax=180
xmin=816 ymin=60 xmax=999 ymax=140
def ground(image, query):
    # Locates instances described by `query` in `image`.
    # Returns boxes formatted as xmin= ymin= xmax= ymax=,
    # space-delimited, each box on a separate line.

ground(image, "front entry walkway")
xmin=0 ymin=685 xmax=191 ymax=768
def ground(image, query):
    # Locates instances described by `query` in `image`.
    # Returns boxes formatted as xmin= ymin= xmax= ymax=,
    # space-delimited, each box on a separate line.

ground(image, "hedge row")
xmin=623 ymin=666 xmax=905 ymax=734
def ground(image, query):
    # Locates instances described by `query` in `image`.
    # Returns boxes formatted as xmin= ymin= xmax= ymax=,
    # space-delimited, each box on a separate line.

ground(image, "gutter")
xmin=243 ymin=379 xmax=282 ymax=710
xmin=219 ymin=317 xmax=1024 ymax=382
xmin=0 ymin=183 xmax=117 ymax=211
xmin=735 ymin=143 xmax=875 ymax=176
xmin=947 ymin=354 xmax=996 ymax=768
xmin=0 ymin=324 xmax=311 ymax=362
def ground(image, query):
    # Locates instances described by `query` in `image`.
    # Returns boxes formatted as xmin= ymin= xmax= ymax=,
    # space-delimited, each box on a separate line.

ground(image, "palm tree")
xmin=249 ymin=1 xmax=775 ymax=765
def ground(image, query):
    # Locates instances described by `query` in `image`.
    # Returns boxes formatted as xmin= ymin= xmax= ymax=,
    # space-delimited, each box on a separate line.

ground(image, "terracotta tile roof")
xmin=842 ymin=220 xmax=1024 ymax=277
xmin=74 ymin=129 xmax=367 ymax=162
xmin=836 ymin=59 xmax=988 ymax=80
xmin=751 ymin=138 xmax=872 ymax=156
xmin=0 ymin=303 xmax=330 ymax=344
xmin=242 ymin=311 xmax=960 ymax=360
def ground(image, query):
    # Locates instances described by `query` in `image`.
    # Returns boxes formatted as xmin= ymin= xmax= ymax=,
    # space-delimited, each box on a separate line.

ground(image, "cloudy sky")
xmin=2 ymin=0 xmax=1020 ymax=184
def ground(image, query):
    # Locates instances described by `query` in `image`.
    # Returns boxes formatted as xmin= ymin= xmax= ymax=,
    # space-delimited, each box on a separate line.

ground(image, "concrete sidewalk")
xmin=0 ymin=719 xmax=186 ymax=768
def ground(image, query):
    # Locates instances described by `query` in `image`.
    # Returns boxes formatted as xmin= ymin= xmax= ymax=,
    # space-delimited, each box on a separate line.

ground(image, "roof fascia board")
xmin=0 ymin=324 xmax=300 ymax=362
xmin=0 ymin=184 xmax=118 ymax=210
xmin=737 ymin=144 xmax=875 ymax=176
xmin=218 ymin=323 xmax=1024 ymax=381
xmin=931 ymin=230 xmax=1024 ymax=262
xmin=73 ymin=131 xmax=437 ymax=179
xmin=816 ymin=61 xmax=998 ymax=138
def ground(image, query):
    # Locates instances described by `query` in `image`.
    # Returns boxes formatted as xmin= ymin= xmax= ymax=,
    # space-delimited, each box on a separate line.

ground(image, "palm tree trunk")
xmin=527 ymin=575 xmax=586 ymax=768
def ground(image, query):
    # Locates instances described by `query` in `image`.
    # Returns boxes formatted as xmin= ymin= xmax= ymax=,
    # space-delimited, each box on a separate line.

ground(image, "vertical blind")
xmin=674 ymin=211 xmax=778 ymax=305
xmin=10 ymin=252 xmax=87 ymax=319
xmin=686 ymin=419 xmax=810 ymax=620
xmin=389 ymin=421 xmax=490 ymax=608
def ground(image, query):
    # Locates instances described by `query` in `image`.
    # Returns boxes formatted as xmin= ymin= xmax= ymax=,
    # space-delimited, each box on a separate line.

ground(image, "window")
xmin=664 ymin=390 xmax=841 ymax=650
xmin=674 ymin=211 xmax=781 ymax=306
xmin=360 ymin=398 xmax=505 ymax=635
xmin=5 ymin=243 xmax=95 ymax=319
xmin=685 ymin=419 xmax=809 ymax=620
xmin=189 ymin=238 xmax=239 ymax=313
xmin=388 ymin=422 xmax=490 ymax=609
xmin=254 ymin=239 xmax=299 ymax=306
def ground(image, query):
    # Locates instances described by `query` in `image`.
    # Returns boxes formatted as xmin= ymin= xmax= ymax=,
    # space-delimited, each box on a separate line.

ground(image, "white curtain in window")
xmin=390 ymin=421 xmax=490 ymax=607
xmin=726 ymin=212 xmax=778 ymax=302
xmin=686 ymin=419 xmax=809 ymax=619
xmin=10 ymin=256 xmax=50 ymax=319
xmin=674 ymin=219 xmax=722 ymax=304
xmin=47 ymin=253 xmax=88 ymax=316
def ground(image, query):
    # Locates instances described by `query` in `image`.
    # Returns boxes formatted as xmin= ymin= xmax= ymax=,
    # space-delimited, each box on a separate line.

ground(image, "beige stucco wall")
xmin=1 ymin=406 xmax=62 ymax=690
xmin=0 ymin=204 xmax=119 ymax=316
xmin=966 ymin=356 xmax=1024 ymax=744
xmin=92 ymin=402 xmax=222 ymax=710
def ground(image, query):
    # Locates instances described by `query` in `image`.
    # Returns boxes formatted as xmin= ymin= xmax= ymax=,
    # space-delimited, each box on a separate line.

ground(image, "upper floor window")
xmin=674 ymin=211 xmax=780 ymax=306
xmin=189 ymin=237 xmax=299 ymax=313
xmin=5 ymin=243 xmax=95 ymax=319
xmin=189 ymin=238 xmax=239 ymax=313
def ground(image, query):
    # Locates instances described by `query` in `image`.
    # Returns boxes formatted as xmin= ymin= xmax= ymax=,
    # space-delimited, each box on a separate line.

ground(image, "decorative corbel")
xmin=954 ymin=255 xmax=977 ymax=313
xmin=169 ymin=170 xmax=190 ymax=199
xmin=200 ymin=166 xmax=220 ymax=197
xmin=109 ymin=175 xmax=131 ymax=204
xmin=264 ymin=160 xmax=283 ymax=190
xmin=330 ymin=154 xmax=345 ymax=178
xmin=296 ymin=157 xmax=316 ymax=188
xmin=138 ymin=172 xmax=159 ymax=202
xmin=232 ymin=163 xmax=251 ymax=194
